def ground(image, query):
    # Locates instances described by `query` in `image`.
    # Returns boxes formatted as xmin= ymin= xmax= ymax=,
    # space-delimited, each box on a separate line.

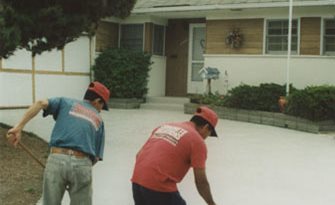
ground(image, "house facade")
xmin=1 ymin=0 xmax=334 ymax=109
xmin=96 ymin=0 xmax=335 ymax=97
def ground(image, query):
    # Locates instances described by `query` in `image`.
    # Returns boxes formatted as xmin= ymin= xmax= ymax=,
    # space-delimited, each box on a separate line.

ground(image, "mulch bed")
xmin=0 ymin=123 xmax=49 ymax=205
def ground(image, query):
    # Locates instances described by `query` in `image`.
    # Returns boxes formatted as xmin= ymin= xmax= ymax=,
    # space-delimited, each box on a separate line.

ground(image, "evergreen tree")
xmin=0 ymin=0 xmax=136 ymax=58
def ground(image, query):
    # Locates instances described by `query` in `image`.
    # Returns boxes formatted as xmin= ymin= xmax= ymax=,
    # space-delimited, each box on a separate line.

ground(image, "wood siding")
xmin=95 ymin=21 xmax=119 ymax=52
xmin=300 ymin=17 xmax=321 ymax=55
xmin=144 ymin=23 xmax=153 ymax=53
xmin=165 ymin=19 xmax=205 ymax=96
xmin=206 ymin=19 xmax=264 ymax=54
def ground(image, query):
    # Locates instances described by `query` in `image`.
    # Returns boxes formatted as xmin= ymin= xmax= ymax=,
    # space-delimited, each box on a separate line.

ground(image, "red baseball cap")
xmin=87 ymin=81 xmax=110 ymax=111
xmin=194 ymin=106 xmax=218 ymax=137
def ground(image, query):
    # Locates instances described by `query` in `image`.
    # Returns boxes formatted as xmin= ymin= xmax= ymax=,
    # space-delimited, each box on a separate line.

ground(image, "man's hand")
xmin=6 ymin=127 xmax=22 ymax=147
xmin=194 ymin=168 xmax=216 ymax=205
xmin=6 ymin=99 xmax=48 ymax=148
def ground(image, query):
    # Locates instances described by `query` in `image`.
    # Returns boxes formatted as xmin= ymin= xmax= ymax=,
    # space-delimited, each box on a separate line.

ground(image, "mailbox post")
xmin=198 ymin=67 xmax=220 ymax=94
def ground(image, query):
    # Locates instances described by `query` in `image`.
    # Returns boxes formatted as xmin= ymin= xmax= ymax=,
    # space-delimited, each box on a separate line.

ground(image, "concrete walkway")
xmin=1 ymin=108 xmax=335 ymax=205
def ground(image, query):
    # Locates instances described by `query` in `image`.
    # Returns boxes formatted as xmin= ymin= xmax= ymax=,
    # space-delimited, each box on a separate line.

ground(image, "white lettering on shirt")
xmin=69 ymin=103 xmax=102 ymax=131
xmin=153 ymin=125 xmax=188 ymax=146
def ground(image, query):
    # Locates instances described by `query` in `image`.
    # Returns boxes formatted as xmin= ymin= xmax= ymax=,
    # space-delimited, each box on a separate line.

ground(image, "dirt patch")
xmin=0 ymin=123 xmax=49 ymax=205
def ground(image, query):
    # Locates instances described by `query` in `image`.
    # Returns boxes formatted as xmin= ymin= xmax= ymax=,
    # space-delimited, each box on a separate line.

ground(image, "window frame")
xmin=118 ymin=23 xmax=145 ymax=52
xmin=322 ymin=18 xmax=335 ymax=56
xmin=152 ymin=24 xmax=166 ymax=56
xmin=264 ymin=18 xmax=300 ymax=55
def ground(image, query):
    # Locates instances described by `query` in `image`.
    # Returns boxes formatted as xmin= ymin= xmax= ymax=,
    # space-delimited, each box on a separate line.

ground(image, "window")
xmin=191 ymin=26 xmax=205 ymax=82
xmin=266 ymin=19 xmax=298 ymax=54
xmin=324 ymin=19 xmax=335 ymax=55
xmin=120 ymin=24 xmax=143 ymax=52
xmin=152 ymin=24 xmax=165 ymax=56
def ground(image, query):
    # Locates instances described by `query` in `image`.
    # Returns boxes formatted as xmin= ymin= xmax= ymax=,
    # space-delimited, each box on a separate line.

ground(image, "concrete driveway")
xmin=1 ymin=108 xmax=335 ymax=205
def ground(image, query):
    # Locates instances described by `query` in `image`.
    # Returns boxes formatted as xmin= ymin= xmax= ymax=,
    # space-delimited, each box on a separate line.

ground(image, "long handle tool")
xmin=5 ymin=133 xmax=46 ymax=168
xmin=18 ymin=141 xmax=45 ymax=168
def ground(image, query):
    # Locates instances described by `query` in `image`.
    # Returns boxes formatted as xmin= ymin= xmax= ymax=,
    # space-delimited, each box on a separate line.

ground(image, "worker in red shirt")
xmin=131 ymin=106 xmax=218 ymax=205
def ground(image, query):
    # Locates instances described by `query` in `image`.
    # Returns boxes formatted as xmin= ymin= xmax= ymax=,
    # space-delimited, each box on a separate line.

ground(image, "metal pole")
xmin=286 ymin=0 xmax=293 ymax=96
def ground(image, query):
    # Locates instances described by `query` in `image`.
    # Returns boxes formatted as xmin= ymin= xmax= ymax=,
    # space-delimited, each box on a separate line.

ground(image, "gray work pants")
xmin=42 ymin=153 xmax=92 ymax=205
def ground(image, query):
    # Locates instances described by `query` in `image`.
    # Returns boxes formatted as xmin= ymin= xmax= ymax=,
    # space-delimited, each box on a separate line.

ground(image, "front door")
xmin=165 ymin=20 xmax=189 ymax=96
xmin=187 ymin=24 xmax=206 ymax=94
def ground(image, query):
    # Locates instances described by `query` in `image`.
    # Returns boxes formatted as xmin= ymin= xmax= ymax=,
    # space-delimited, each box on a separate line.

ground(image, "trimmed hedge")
xmin=223 ymin=83 xmax=292 ymax=112
xmin=286 ymin=85 xmax=335 ymax=121
xmin=93 ymin=48 xmax=152 ymax=98
xmin=190 ymin=83 xmax=289 ymax=112
xmin=189 ymin=83 xmax=335 ymax=121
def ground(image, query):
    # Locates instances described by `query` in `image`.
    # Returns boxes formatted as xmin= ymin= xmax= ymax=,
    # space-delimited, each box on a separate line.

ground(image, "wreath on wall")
xmin=225 ymin=29 xmax=243 ymax=49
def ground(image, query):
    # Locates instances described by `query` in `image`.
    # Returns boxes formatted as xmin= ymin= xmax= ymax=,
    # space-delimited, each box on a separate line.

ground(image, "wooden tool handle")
xmin=18 ymin=141 xmax=46 ymax=168
xmin=4 ymin=133 xmax=45 ymax=168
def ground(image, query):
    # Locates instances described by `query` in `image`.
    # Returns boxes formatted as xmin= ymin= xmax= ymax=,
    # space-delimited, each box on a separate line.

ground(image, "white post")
xmin=286 ymin=0 xmax=293 ymax=96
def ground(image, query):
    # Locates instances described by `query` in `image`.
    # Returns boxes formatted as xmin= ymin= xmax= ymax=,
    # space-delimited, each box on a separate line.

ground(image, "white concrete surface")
xmin=1 ymin=108 xmax=335 ymax=205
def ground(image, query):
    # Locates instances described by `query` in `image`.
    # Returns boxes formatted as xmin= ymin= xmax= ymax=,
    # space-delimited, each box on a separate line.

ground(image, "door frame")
xmin=187 ymin=23 xmax=206 ymax=94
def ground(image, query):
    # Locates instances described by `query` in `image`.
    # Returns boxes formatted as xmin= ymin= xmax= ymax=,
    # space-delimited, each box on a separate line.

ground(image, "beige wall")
xmin=144 ymin=23 xmax=154 ymax=53
xmin=95 ymin=21 xmax=119 ymax=52
xmin=206 ymin=18 xmax=324 ymax=56
xmin=300 ymin=17 xmax=321 ymax=55
xmin=206 ymin=19 xmax=264 ymax=55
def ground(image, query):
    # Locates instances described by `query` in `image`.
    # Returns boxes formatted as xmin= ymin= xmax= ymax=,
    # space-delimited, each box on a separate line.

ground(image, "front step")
xmin=141 ymin=97 xmax=189 ymax=111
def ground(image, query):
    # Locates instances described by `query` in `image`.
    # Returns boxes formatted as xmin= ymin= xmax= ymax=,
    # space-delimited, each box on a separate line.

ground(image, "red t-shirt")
xmin=131 ymin=121 xmax=207 ymax=192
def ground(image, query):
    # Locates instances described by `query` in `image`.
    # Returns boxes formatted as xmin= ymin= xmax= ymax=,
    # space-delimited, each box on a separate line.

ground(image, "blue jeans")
xmin=132 ymin=183 xmax=187 ymax=205
xmin=42 ymin=153 xmax=92 ymax=205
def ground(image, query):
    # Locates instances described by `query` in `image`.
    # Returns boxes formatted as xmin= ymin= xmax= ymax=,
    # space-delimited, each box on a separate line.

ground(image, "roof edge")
xmin=133 ymin=1 xmax=335 ymax=14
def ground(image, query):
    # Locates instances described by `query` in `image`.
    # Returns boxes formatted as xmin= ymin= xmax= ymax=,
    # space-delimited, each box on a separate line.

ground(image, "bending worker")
xmin=131 ymin=106 xmax=219 ymax=205
xmin=7 ymin=81 xmax=110 ymax=205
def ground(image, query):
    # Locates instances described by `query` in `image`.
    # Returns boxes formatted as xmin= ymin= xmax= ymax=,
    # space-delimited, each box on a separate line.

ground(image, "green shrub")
xmin=223 ymin=84 xmax=260 ymax=110
xmin=93 ymin=48 xmax=152 ymax=98
xmin=189 ymin=83 xmax=335 ymax=121
xmin=223 ymin=83 xmax=293 ymax=112
xmin=286 ymin=85 xmax=335 ymax=121
xmin=257 ymin=83 xmax=290 ymax=112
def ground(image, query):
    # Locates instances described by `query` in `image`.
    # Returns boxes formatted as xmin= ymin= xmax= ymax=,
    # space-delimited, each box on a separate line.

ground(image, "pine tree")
xmin=0 ymin=0 xmax=136 ymax=58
